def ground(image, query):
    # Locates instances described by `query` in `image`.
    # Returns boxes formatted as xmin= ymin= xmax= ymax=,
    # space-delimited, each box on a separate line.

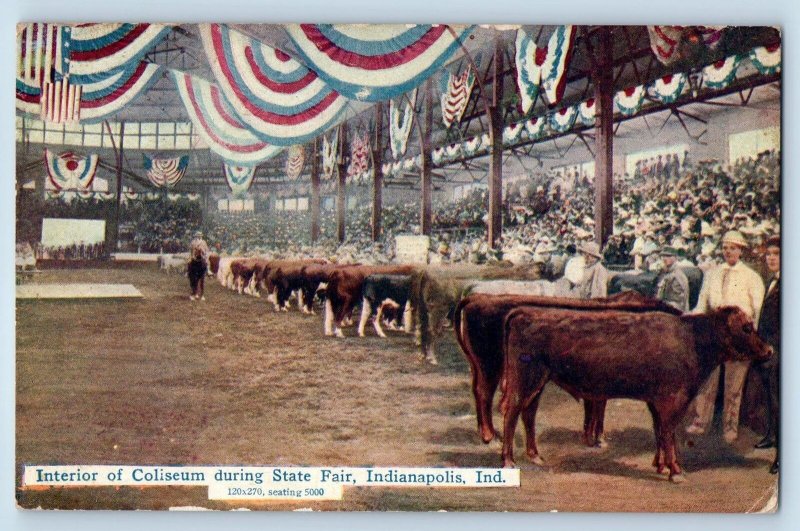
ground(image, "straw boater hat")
xmin=579 ymin=242 xmax=603 ymax=259
xmin=721 ymin=230 xmax=748 ymax=248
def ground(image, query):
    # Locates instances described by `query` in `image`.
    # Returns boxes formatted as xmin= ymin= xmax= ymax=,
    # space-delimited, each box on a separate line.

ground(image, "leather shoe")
xmin=754 ymin=437 xmax=777 ymax=450
xmin=770 ymin=459 xmax=778 ymax=474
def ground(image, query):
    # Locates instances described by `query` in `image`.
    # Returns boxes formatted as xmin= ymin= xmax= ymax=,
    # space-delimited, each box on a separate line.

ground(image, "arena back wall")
xmin=15 ymin=22 xmax=781 ymax=512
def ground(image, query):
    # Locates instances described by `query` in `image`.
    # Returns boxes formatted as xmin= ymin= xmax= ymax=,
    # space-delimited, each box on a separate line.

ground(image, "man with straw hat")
xmin=576 ymin=241 xmax=608 ymax=299
xmin=685 ymin=230 xmax=765 ymax=443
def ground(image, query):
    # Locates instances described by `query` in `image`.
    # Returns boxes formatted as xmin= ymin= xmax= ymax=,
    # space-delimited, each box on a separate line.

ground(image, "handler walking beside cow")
xmin=685 ymin=231 xmax=765 ymax=444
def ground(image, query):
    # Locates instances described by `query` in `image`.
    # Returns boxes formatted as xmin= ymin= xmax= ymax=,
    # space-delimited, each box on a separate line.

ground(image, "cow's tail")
xmin=501 ymin=308 xmax=524 ymax=417
xmin=410 ymin=270 xmax=428 ymax=354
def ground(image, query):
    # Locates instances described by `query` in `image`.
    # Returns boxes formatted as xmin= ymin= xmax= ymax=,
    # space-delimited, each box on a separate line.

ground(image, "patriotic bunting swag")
xmin=463 ymin=135 xmax=487 ymax=157
xmin=285 ymin=146 xmax=305 ymax=180
xmin=285 ymin=24 xmax=472 ymax=102
xmin=549 ymin=106 xmax=578 ymax=133
xmin=702 ymin=55 xmax=741 ymax=89
xmin=348 ymin=133 xmax=370 ymax=177
xmin=541 ymin=25 xmax=576 ymax=104
xmin=446 ymin=143 xmax=462 ymax=159
xmin=578 ymin=99 xmax=596 ymax=126
xmin=651 ymin=73 xmax=686 ymax=103
xmin=172 ymin=71 xmax=282 ymax=166
xmin=144 ymin=154 xmax=189 ymax=188
xmin=615 ymin=85 xmax=646 ymax=116
xmin=648 ymin=26 xmax=725 ymax=66
xmin=749 ymin=44 xmax=781 ymax=75
xmin=389 ymin=90 xmax=416 ymax=159
xmin=16 ymin=23 xmax=169 ymax=123
xmin=441 ymin=66 xmax=475 ymax=128
xmin=514 ymin=29 xmax=545 ymax=114
xmin=200 ymin=24 xmax=349 ymax=146
xmin=322 ymin=133 xmax=338 ymax=179
xmin=44 ymin=149 xmax=99 ymax=190
xmin=223 ymin=163 xmax=257 ymax=196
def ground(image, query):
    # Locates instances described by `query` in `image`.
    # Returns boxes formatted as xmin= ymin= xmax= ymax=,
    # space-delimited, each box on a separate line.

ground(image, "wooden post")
xmin=487 ymin=33 xmax=504 ymax=249
xmin=311 ymin=136 xmax=321 ymax=242
xmin=336 ymin=123 xmax=348 ymax=243
xmin=104 ymin=121 xmax=125 ymax=253
xmin=593 ymin=27 xmax=614 ymax=246
xmin=420 ymin=79 xmax=433 ymax=236
xmin=371 ymin=102 xmax=384 ymax=241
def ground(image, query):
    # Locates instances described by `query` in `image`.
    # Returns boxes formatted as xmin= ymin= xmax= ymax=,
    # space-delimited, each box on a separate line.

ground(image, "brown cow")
xmin=267 ymin=259 xmax=327 ymax=312
xmin=453 ymin=292 xmax=681 ymax=445
xmin=324 ymin=264 xmax=418 ymax=337
xmin=501 ymin=306 xmax=772 ymax=481
xmin=229 ymin=258 xmax=260 ymax=295
xmin=296 ymin=263 xmax=361 ymax=314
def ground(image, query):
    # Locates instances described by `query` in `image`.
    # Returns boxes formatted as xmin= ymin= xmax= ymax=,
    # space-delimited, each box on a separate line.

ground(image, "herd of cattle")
xmin=192 ymin=255 xmax=772 ymax=482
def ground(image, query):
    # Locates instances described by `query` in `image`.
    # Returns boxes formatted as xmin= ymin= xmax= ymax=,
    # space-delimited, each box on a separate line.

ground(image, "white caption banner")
xmin=23 ymin=465 xmax=520 ymax=501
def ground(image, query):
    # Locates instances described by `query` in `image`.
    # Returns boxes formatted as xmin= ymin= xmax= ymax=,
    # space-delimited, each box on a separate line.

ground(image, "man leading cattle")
xmin=656 ymin=246 xmax=690 ymax=312
xmin=188 ymin=231 xmax=210 ymax=301
xmin=686 ymin=230 xmax=765 ymax=443
xmin=576 ymin=242 xmax=608 ymax=299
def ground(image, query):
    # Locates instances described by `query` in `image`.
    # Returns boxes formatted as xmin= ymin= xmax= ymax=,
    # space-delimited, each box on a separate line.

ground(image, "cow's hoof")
xmin=358 ymin=332 xmax=366 ymax=338
xmin=425 ymin=356 xmax=439 ymax=366
xmin=528 ymin=453 xmax=545 ymax=466
xmin=669 ymin=473 xmax=686 ymax=484
xmin=334 ymin=330 xmax=345 ymax=338
xmin=594 ymin=438 xmax=608 ymax=449
xmin=200 ymin=297 xmax=205 ymax=301
xmin=502 ymin=460 xmax=517 ymax=469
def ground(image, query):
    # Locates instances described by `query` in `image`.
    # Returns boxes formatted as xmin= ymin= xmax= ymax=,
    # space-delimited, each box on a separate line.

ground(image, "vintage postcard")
xmin=15 ymin=23 xmax=780 ymax=512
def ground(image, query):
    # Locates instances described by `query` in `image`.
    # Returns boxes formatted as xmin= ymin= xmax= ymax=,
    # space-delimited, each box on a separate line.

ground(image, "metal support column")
xmin=420 ymin=79 xmax=433 ymax=236
xmin=487 ymin=34 xmax=504 ymax=249
xmin=371 ymin=102 xmax=384 ymax=241
xmin=311 ymin=136 xmax=321 ymax=242
xmin=336 ymin=123 xmax=348 ymax=243
xmin=593 ymin=27 xmax=614 ymax=246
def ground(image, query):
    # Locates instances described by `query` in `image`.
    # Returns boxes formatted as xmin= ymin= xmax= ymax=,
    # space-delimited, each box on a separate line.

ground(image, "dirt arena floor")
xmin=16 ymin=265 xmax=778 ymax=512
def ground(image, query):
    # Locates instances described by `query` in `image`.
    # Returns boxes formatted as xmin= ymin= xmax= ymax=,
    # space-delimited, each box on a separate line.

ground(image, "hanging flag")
xmin=651 ymin=73 xmax=686 ymax=103
xmin=347 ymin=133 xmax=370 ymax=177
xmin=578 ymin=98 xmax=596 ymax=126
xmin=549 ymin=105 xmax=578 ymax=133
xmin=615 ymin=85 xmax=646 ymax=116
xmin=143 ymin=154 xmax=189 ymax=188
xmin=648 ymin=26 xmax=726 ymax=66
xmin=172 ymin=71 xmax=282 ymax=166
xmin=514 ymin=29 xmax=547 ymax=114
xmin=200 ymin=24 xmax=349 ymax=147
xmin=322 ymin=133 xmax=338 ymax=179
xmin=441 ymin=66 xmax=475 ymax=128
xmin=223 ymin=163 xmax=257 ymax=196
xmin=524 ymin=115 xmax=546 ymax=138
xmin=541 ymin=26 xmax=576 ymax=105
xmin=285 ymin=145 xmax=305 ymax=180
xmin=285 ymin=24 xmax=472 ymax=101
xmin=702 ymin=55 xmax=741 ymax=89
xmin=44 ymin=149 xmax=99 ymax=190
xmin=389 ymin=89 xmax=416 ymax=159
xmin=749 ymin=44 xmax=781 ymax=75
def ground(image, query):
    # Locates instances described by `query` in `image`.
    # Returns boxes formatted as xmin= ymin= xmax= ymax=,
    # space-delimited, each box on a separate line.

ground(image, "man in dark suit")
xmin=754 ymin=234 xmax=780 ymax=474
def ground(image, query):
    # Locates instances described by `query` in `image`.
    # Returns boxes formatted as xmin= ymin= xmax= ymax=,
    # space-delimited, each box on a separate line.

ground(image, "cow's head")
xmin=716 ymin=306 xmax=773 ymax=363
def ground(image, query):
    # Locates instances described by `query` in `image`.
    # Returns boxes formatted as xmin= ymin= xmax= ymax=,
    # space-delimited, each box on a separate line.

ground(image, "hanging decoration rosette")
xmin=463 ymin=135 xmax=484 ymax=156
xmin=651 ymin=73 xmax=686 ymax=103
xmin=381 ymin=162 xmax=394 ymax=177
xmin=77 ymin=189 xmax=94 ymax=199
xmin=143 ymin=154 xmax=189 ymax=188
xmin=446 ymin=143 xmax=462 ymax=160
xmin=284 ymin=24 xmax=472 ymax=102
xmin=648 ymin=26 xmax=725 ymax=66
xmin=347 ymin=133 xmax=370 ymax=177
xmin=432 ymin=147 xmax=446 ymax=166
xmin=172 ymin=71 xmax=282 ymax=166
xmin=322 ymin=133 xmax=338 ymax=179
xmin=404 ymin=156 xmax=419 ymax=171
xmin=44 ymin=149 xmax=99 ymax=190
xmin=541 ymin=25 xmax=576 ymax=104
xmin=514 ymin=29 xmax=546 ymax=114
xmin=502 ymin=122 xmax=524 ymax=146
xmin=389 ymin=89 xmax=416 ymax=159
xmin=223 ymin=163 xmax=257 ymax=196
xmin=441 ymin=66 xmax=475 ymax=128
xmin=285 ymin=145 xmax=305 ymax=180
xmin=749 ymin=44 xmax=781 ymax=75
xmin=549 ymin=105 xmax=578 ymax=133
xmin=123 ymin=187 xmax=139 ymax=201
xmin=702 ymin=55 xmax=741 ymax=89
xmin=391 ymin=160 xmax=404 ymax=176
xmin=524 ymin=115 xmax=547 ymax=139
xmin=200 ymin=24 xmax=349 ymax=147
xmin=615 ymin=85 xmax=646 ymax=116
xmin=578 ymin=98 xmax=596 ymax=126
xmin=46 ymin=189 xmax=64 ymax=200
